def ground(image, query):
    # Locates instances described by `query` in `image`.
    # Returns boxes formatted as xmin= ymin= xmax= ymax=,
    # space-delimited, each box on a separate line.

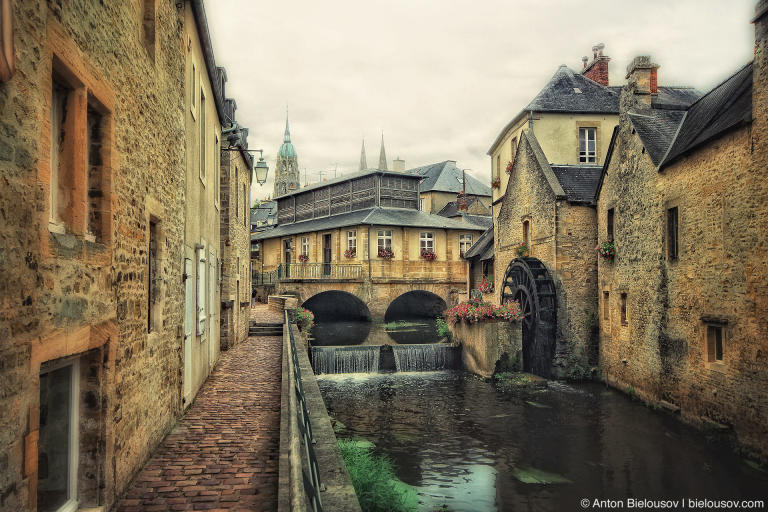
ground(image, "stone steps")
xmin=249 ymin=322 xmax=284 ymax=337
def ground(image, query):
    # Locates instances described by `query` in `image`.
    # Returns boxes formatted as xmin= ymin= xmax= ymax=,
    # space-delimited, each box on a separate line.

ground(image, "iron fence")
xmin=285 ymin=310 xmax=324 ymax=512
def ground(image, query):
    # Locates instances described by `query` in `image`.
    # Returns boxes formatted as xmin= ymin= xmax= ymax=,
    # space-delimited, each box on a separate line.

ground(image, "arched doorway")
xmin=384 ymin=290 xmax=447 ymax=344
xmin=500 ymin=258 xmax=556 ymax=378
xmin=302 ymin=290 xmax=371 ymax=346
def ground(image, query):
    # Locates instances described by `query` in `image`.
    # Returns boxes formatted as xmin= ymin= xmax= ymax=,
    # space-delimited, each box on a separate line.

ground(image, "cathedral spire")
xmin=378 ymin=132 xmax=388 ymax=171
xmin=359 ymin=138 xmax=367 ymax=170
xmin=284 ymin=108 xmax=291 ymax=143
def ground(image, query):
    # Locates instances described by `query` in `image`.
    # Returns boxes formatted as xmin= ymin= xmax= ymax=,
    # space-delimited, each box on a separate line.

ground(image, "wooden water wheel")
xmin=500 ymin=257 xmax=556 ymax=378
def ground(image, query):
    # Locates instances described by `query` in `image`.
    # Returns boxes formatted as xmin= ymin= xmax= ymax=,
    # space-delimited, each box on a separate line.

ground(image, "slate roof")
xmin=525 ymin=65 xmax=620 ymax=114
xmin=660 ymin=62 xmax=753 ymax=167
xmin=250 ymin=201 xmax=277 ymax=225
xmin=273 ymin=168 xmax=417 ymax=199
xmin=436 ymin=197 xmax=490 ymax=217
xmin=628 ymin=110 xmax=687 ymax=166
xmin=407 ymin=161 xmax=492 ymax=196
xmin=550 ymin=165 xmax=604 ymax=204
xmin=463 ymin=227 xmax=494 ymax=261
xmin=251 ymin=207 xmax=486 ymax=241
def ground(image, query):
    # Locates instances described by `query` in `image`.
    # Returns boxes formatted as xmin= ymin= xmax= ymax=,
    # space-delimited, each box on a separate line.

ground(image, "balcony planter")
xmin=420 ymin=249 xmax=436 ymax=261
xmin=298 ymin=254 xmax=309 ymax=263
xmin=477 ymin=277 xmax=494 ymax=294
xmin=491 ymin=177 xmax=501 ymax=189
xmin=344 ymin=249 xmax=356 ymax=259
xmin=378 ymin=248 xmax=394 ymax=260
xmin=515 ymin=242 xmax=529 ymax=258
xmin=596 ymin=241 xmax=615 ymax=261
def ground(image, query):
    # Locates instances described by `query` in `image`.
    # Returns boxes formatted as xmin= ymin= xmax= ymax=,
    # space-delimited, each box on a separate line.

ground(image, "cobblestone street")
xmin=117 ymin=307 xmax=283 ymax=511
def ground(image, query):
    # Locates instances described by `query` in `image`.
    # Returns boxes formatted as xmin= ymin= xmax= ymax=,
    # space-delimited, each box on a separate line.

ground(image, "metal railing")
xmin=286 ymin=310 xmax=324 ymax=512
xmin=253 ymin=266 xmax=280 ymax=285
xmin=267 ymin=263 xmax=364 ymax=281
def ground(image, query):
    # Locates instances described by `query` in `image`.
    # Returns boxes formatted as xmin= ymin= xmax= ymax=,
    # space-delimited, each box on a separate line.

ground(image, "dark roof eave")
xmin=595 ymin=125 xmax=620 ymax=203
xmin=658 ymin=118 xmax=752 ymax=171
xmin=190 ymin=0 xmax=227 ymax=123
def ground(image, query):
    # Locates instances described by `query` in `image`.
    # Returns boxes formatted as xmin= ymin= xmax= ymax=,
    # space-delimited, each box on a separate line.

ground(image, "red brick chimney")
xmin=583 ymin=43 xmax=610 ymax=86
xmin=456 ymin=192 xmax=468 ymax=211
xmin=625 ymin=56 xmax=660 ymax=106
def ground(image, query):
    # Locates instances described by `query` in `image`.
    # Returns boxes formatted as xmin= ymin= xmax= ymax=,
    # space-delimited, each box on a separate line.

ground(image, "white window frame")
xmin=347 ymin=230 xmax=357 ymax=252
xmin=301 ymin=236 xmax=309 ymax=257
xmin=199 ymin=89 xmax=206 ymax=185
xmin=197 ymin=244 xmax=206 ymax=338
xmin=420 ymin=232 xmax=434 ymax=252
xmin=419 ymin=198 xmax=425 ymax=211
xmin=377 ymin=230 xmax=392 ymax=252
xmin=459 ymin=234 xmax=473 ymax=256
xmin=579 ymin=127 xmax=597 ymax=163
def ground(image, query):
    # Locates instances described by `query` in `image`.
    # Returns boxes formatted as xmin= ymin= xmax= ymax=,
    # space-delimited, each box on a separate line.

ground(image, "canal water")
xmin=318 ymin=371 xmax=768 ymax=512
xmin=310 ymin=319 xmax=442 ymax=346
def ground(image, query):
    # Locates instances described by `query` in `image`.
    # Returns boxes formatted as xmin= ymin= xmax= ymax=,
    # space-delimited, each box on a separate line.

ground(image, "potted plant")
xmin=298 ymin=254 xmax=309 ymax=263
xmin=515 ymin=242 xmax=529 ymax=258
xmin=378 ymin=248 xmax=394 ymax=260
xmin=505 ymin=161 xmax=514 ymax=175
xmin=344 ymin=248 xmax=356 ymax=259
xmin=491 ymin=176 xmax=501 ymax=189
xmin=596 ymin=241 xmax=615 ymax=260
xmin=421 ymin=249 xmax=437 ymax=261
xmin=478 ymin=276 xmax=494 ymax=294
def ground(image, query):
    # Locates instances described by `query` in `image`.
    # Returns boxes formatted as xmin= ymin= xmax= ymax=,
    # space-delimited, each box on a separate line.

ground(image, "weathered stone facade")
xmin=495 ymin=130 xmax=599 ymax=377
xmin=219 ymin=125 xmax=252 ymax=351
xmin=597 ymin=7 xmax=768 ymax=460
xmin=0 ymin=1 xmax=186 ymax=509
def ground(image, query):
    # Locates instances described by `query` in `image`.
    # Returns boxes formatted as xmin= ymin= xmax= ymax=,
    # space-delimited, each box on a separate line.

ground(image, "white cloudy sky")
xmin=203 ymin=0 xmax=757 ymax=203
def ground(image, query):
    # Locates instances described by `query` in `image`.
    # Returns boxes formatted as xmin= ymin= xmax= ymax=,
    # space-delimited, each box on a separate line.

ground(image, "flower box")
xmin=491 ymin=177 xmax=501 ymax=189
xmin=298 ymin=254 xmax=309 ymax=263
xmin=515 ymin=242 xmax=529 ymax=258
xmin=421 ymin=249 xmax=436 ymax=261
xmin=344 ymin=249 xmax=356 ymax=259
xmin=378 ymin=248 xmax=394 ymax=260
xmin=596 ymin=241 xmax=615 ymax=260
xmin=505 ymin=161 xmax=514 ymax=174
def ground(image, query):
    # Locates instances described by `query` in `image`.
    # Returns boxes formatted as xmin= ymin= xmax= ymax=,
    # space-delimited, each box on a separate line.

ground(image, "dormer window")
xmin=579 ymin=127 xmax=597 ymax=163
xmin=573 ymin=87 xmax=582 ymax=94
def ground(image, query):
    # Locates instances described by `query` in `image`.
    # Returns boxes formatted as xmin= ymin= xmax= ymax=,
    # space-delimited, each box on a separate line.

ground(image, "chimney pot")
xmin=582 ymin=56 xmax=589 ymax=69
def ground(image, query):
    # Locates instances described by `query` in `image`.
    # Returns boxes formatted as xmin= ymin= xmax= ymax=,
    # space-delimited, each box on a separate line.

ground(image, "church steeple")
xmin=274 ymin=108 xmax=300 ymax=197
xmin=359 ymin=139 xmax=367 ymax=170
xmin=378 ymin=133 xmax=388 ymax=171
xmin=284 ymin=110 xmax=291 ymax=143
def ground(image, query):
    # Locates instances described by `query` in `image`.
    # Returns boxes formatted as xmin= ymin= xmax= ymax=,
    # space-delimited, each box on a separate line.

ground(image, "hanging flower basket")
xmin=298 ymin=254 xmax=309 ymax=263
xmin=491 ymin=177 xmax=501 ymax=189
xmin=505 ymin=161 xmax=514 ymax=175
xmin=344 ymin=248 xmax=356 ymax=259
xmin=515 ymin=242 xmax=529 ymax=258
xmin=596 ymin=241 xmax=615 ymax=260
xmin=421 ymin=249 xmax=437 ymax=261
xmin=478 ymin=276 xmax=494 ymax=294
xmin=378 ymin=248 xmax=394 ymax=260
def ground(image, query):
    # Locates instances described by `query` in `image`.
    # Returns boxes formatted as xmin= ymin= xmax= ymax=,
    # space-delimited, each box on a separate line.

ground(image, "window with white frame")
xmin=459 ymin=234 xmax=473 ymax=256
xmin=301 ymin=236 xmax=309 ymax=257
xmin=347 ymin=230 xmax=357 ymax=252
xmin=199 ymin=90 xmax=206 ymax=184
xmin=579 ymin=127 xmax=597 ymax=163
xmin=419 ymin=198 xmax=425 ymax=211
xmin=420 ymin=232 xmax=434 ymax=252
xmin=377 ymin=230 xmax=392 ymax=252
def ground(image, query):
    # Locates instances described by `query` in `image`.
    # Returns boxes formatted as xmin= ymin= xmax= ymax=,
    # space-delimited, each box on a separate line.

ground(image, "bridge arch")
xmin=384 ymin=290 xmax=447 ymax=322
xmin=302 ymin=290 xmax=371 ymax=323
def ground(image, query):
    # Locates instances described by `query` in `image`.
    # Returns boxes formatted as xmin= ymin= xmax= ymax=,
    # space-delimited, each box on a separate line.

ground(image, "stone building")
xmin=596 ymin=4 xmax=768 ymax=460
xmin=0 ymin=1 xmax=248 ymax=509
xmin=254 ymin=169 xmax=485 ymax=318
xmin=219 ymin=100 xmax=253 ymax=351
xmin=272 ymin=113 xmax=300 ymax=197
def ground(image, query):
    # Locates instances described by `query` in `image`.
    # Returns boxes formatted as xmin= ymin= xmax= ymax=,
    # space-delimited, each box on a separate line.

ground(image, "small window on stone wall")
xmin=603 ymin=291 xmax=610 ymax=321
xmin=523 ymin=220 xmax=530 ymax=247
xmin=667 ymin=206 xmax=679 ymax=261
xmin=607 ymin=208 xmax=614 ymax=241
xmin=148 ymin=218 xmax=159 ymax=333
xmin=86 ymin=100 xmax=107 ymax=242
xmin=141 ymin=0 xmax=156 ymax=61
xmin=706 ymin=324 xmax=724 ymax=363
xmin=620 ymin=293 xmax=628 ymax=326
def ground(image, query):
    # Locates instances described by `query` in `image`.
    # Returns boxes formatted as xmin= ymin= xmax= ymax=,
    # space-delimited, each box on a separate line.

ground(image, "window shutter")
xmin=197 ymin=247 xmax=206 ymax=336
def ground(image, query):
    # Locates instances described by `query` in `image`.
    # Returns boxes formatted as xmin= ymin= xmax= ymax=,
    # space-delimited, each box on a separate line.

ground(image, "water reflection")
xmin=318 ymin=372 xmax=768 ymax=512
xmin=310 ymin=320 xmax=441 ymax=346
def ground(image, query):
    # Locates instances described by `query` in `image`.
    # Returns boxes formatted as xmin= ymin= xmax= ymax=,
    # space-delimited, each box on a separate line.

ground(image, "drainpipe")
xmin=553 ymin=201 xmax=558 ymax=278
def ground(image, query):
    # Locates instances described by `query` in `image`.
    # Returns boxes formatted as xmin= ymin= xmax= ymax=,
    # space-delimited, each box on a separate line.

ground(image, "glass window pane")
xmin=38 ymin=364 xmax=73 ymax=512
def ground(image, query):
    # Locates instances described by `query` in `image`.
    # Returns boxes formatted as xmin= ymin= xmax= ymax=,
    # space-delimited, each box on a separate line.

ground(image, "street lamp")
xmin=221 ymin=122 xmax=270 ymax=185
xmin=254 ymin=150 xmax=269 ymax=185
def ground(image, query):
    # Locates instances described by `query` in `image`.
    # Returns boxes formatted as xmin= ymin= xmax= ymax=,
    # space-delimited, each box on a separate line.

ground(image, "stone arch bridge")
xmin=274 ymin=278 xmax=464 ymax=319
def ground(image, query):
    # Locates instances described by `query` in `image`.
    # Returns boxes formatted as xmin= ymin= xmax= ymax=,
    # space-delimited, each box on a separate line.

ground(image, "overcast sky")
xmin=204 ymin=0 xmax=757 ymax=203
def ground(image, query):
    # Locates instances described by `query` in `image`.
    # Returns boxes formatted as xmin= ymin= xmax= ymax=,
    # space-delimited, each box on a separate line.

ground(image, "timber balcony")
xmin=253 ymin=262 xmax=364 ymax=283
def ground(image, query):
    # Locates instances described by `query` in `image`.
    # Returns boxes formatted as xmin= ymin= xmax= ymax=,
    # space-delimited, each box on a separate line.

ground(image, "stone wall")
xmin=449 ymin=320 xmax=522 ymax=378
xmin=598 ymin=71 xmax=768 ymax=460
xmin=0 ymin=1 xmax=186 ymax=509
xmin=495 ymin=132 xmax=599 ymax=376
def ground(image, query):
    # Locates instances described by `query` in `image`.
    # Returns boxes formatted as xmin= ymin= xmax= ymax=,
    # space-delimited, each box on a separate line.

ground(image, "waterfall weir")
xmin=392 ymin=343 xmax=460 ymax=372
xmin=310 ymin=346 xmax=381 ymax=374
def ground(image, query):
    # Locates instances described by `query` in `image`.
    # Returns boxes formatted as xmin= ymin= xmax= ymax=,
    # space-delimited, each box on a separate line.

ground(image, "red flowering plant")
xmin=378 ymin=248 xmax=394 ymax=260
xmin=505 ymin=161 xmax=514 ymax=174
xmin=515 ymin=242 xmax=529 ymax=258
xmin=491 ymin=176 xmax=501 ymax=189
xmin=298 ymin=254 xmax=309 ymax=263
xmin=478 ymin=276 xmax=494 ymax=294
xmin=443 ymin=300 xmax=523 ymax=325
xmin=344 ymin=248 xmax=356 ymax=259
xmin=296 ymin=307 xmax=315 ymax=331
xmin=421 ymin=249 xmax=437 ymax=261
xmin=596 ymin=241 xmax=615 ymax=260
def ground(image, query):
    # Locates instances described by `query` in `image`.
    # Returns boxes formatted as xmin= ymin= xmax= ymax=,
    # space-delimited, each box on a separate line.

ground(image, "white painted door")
xmin=183 ymin=257 xmax=194 ymax=407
